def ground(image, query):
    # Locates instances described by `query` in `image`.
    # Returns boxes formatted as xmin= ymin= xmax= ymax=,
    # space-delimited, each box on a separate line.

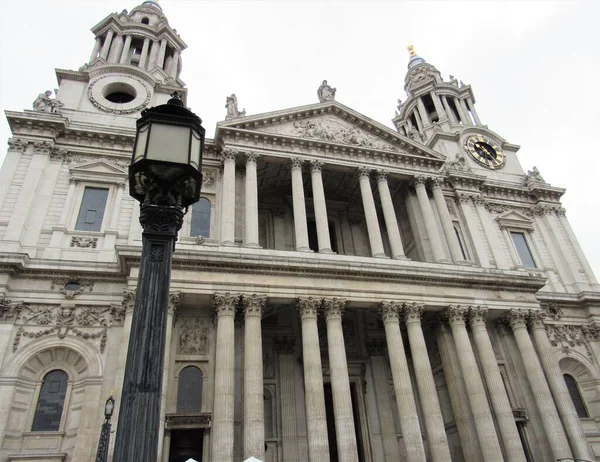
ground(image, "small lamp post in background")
xmin=95 ymin=394 xmax=115 ymax=462
xmin=113 ymin=92 xmax=205 ymax=462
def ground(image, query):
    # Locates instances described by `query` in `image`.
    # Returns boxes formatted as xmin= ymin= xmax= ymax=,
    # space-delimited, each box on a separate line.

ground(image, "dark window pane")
xmin=75 ymin=187 xmax=109 ymax=231
xmin=190 ymin=198 xmax=211 ymax=237
xmin=177 ymin=366 xmax=202 ymax=413
xmin=454 ymin=226 xmax=467 ymax=260
xmin=32 ymin=369 xmax=68 ymax=431
xmin=510 ymin=231 xmax=536 ymax=268
xmin=564 ymin=374 xmax=589 ymax=418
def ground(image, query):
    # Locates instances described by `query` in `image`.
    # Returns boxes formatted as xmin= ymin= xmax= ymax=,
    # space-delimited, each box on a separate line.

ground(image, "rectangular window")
xmin=510 ymin=231 xmax=536 ymax=268
xmin=75 ymin=187 xmax=109 ymax=231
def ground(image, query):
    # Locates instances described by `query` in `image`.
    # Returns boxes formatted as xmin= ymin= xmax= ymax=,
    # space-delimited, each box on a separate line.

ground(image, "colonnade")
xmin=89 ymin=30 xmax=180 ymax=79
xmin=209 ymin=296 xmax=593 ymax=462
xmin=218 ymin=149 xmax=468 ymax=264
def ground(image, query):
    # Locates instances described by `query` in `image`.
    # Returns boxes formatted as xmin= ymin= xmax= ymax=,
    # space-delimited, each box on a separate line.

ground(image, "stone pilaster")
xmin=444 ymin=306 xmax=503 ymax=462
xmin=139 ymin=37 xmax=150 ymax=69
xmin=323 ymin=298 xmax=358 ymax=462
xmin=242 ymin=294 xmax=267 ymax=460
xmin=290 ymin=158 xmax=311 ymax=252
xmin=298 ymin=298 xmax=330 ymax=461
xmin=413 ymin=177 xmax=447 ymax=262
xmin=402 ymin=303 xmax=452 ymax=462
xmin=357 ymin=167 xmax=385 ymax=258
xmin=310 ymin=161 xmax=332 ymax=253
xmin=469 ymin=307 xmax=526 ymax=462
xmin=380 ymin=302 xmax=426 ymax=460
xmin=529 ymin=311 xmax=594 ymax=461
xmin=212 ymin=293 xmax=239 ymax=462
xmin=506 ymin=309 xmax=572 ymax=460
xmin=244 ymin=153 xmax=260 ymax=248
xmin=220 ymin=149 xmax=237 ymax=245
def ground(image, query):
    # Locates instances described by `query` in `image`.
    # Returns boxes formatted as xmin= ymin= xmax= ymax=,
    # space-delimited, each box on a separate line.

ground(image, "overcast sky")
xmin=1 ymin=0 xmax=599 ymax=279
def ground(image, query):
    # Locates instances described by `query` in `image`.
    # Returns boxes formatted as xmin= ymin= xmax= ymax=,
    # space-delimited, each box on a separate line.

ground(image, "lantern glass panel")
xmin=190 ymin=129 xmax=202 ymax=170
xmin=146 ymin=123 xmax=191 ymax=165
xmin=133 ymin=124 xmax=149 ymax=164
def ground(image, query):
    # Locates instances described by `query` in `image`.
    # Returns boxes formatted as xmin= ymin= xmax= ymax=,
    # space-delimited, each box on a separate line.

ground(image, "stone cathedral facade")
xmin=1 ymin=2 xmax=600 ymax=462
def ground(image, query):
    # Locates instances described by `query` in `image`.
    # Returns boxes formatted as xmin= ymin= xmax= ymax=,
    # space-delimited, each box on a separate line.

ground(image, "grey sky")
xmin=1 ymin=0 xmax=599 ymax=278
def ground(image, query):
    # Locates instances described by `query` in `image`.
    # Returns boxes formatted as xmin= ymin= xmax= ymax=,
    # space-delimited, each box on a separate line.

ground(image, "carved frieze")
xmin=7 ymin=137 xmax=29 ymax=152
xmin=70 ymin=237 xmax=98 ymax=249
xmin=178 ymin=318 xmax=209 ymax=355
xmin=546 ymin=323 xmax=597 ymax=364
xmin=51 ymin=278 xmax=94 ymax=299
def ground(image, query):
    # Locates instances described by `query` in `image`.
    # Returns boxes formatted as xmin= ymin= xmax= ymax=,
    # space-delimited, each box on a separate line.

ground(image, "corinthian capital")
xmin=241 ymin=293 xmax=267 ymax=317
xmin=289 ymin=157 xmax=304 ymax=169
xmin=376 ymin=169 xmax=389 ymax=182
xmin=357 ymin=166 xmax=371 ymax=179
xmin=413 ymin=175 xmax=428 ymax=186
xmin=402 ymin=302 xmax=424 ymax=323
xmin=168 ymin=292 xmax=181 ymax=318
xmin=297 ymin=297 xmax=321 ymax=320
xmin=468 ymin=305 xmax=488 ymax=327
xmin=431 ymin=177 xmax=445 ymax=189
xmin=323 ymin=298 xmax=347 ymax=321
xmin=310 ymin=160 xmax=324 ymax=172
xmin=503 ymin=309 xmax=528 ymax=329
xmin=379 ymin=301 xmax=401 ymax=323
xmin=443 ymin=305 xmax=468 ymax=326
xmin=214 ymin=292 xmax=240 ymax=317
xmin=528 ymin=310 xmax=545 ymax=330
xmin=221 ymin=148 xmax=238 ymax=162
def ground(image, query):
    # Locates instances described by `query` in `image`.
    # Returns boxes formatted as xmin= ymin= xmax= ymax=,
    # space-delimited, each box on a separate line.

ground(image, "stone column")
xmin=376 ymin=170 xmax=406 ymax=259
xmin=220 ymin=149 xmax=236 ymax=245
xmin=436 ymin=321 xmax=483 ymax=461
xmin=441 ymin=97 xmax=458 ymax=125
xmin=139 ymin=37 xmax=151 ymax=69
xmin=466 ymin=98 xmax=481 ymax=125
xmin=298 ymin=298 xmax=330 ymax=462
xmin=276 ymin=338 xmax=301 ymax=462
xmin=290 ymin=158 xmax=311 ymax=252
xmin=529 ymin=311 xmax=595 ymax=461
xmin=212 ymin=293 xmax=239 ymax=462
xmin=170 ymin=50 xmax=180 ymax=79
xmin=413 ymin=109 xmax=424 ymax=133
xmin=90 ymin=37 xmax=102 ymax=62
xmin=454 ymin=97 xmax=468 ymax=124
xmin=507 ymin=310 xmax=572 ymax=460
xmin=242 ymin=294 xmax=267 ymax=460
xmin=380 ymin=302 xmax=426 ymax=460
xmin=157 ymin=38 xmax=168 ymax=70
xmin=473 ymin=196 xmax=509 ymax=269
xmin=99 ymin=30 xmax=114 ymax=60
xmin=459 ymin=99 xmax=473 ymax=125
xmin=358 ymin=167 xmax=386 ymax=258
xmin=119 ymin=35 xmax=132 ymax=64
xmin=402 ymin=303 xmax=452 ymax=462
xmin=414 ymin=176 xmax=447 ymax=262
xmin=456 ymin=193 xmax=490 ymax=267
xmin=310 ymin=160 xmax=333 ymax=253
xmin=431 ymin=91 xmax=446 ymax=120
xmin=323 ymin=299 xmax=358 ymax=462
xmin=431 ymin=179 xmax=464 ymax=263
xmin=244 ymin=153 xmax=260 ymax=248
xmin=108 ymin=35 xmax=124 ymax=63
xmin=444 ymin=306 xmax=503 ymax=461
xmin=416 ymin=98 xmax=431 ymax=126
xmin=469 ymin=307 xmax=527 ymax=462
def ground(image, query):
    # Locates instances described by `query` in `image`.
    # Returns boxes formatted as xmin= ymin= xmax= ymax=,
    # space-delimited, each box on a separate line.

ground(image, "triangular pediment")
xmin=495 ymin=209 xmax=534 ymax=230
xmin=216 ymin=101 xmax=445 ymax=162
xmin=70 ymin=160 xmax=127 ymax=175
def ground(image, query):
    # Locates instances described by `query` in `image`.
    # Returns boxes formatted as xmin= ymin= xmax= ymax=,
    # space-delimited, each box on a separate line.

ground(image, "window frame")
xmin=509 ymin=230 xmax=537 ymax=269
xmin=28 ymin=367 xmax=72 ymax=433
xmin=494 ymin=210 xmax=541 ymax=270
xmin=176 ymin=365 xmax=203 ymax=414
xmin=564 ymin=373 xmax=590 ymax=418
xmin=188 ymin=197 xmax=212 ymax=239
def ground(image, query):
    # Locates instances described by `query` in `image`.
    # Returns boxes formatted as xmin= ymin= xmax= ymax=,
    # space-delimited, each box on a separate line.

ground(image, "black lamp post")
xmin=112 ymin=92 xmax=205 ymax=462
xmin=95 ymin=395 xmax=115 ymax=462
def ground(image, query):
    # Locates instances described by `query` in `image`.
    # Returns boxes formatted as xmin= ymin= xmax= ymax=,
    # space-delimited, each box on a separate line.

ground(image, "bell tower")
xmin=393 ymin=46 xmax=483 ymax=143
xmin=54 ymin=0 xmax=188 ymax=123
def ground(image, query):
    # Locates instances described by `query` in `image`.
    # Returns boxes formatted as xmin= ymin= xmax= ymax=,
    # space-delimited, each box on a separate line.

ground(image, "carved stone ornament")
xmin=525 ymin=166 xmax=545 ymax=185
xmin=123 ymin=290 xmax=136 ymax=313
xmin=51 ymin=278 xmax=94 ymax=299
xmin=214 ymin=292 xmax=240 ymax=317
xmin=468 ymin=306 xmax=488 ymax=326
xmin=379 ymin=301 xmax=401 ymax=323
xmin=0 ymin=297 xmax=22 ymax=323
xmin=67 ymin=155 xmax=129 ymax=171
xmin=165 ymin=413 xmax=212 ymax=430
xmin=402 ymin=302 xmax=424 ymax=323
xmin=7 ymin=138 xmax=29 ymax=152
xmin=323 ymin=298 xmax=347 ymax=320
xmin=443 ymin=305 xmax=468 ymax=326
xmin=33 ymin=89 xmax=64 ymax=114
xmin=11 ymin=303 xmax=122 ymax=353
xmin=178 ymin=318 xmax=209 ymax=355
xmin=221 ymin=148 xmax=237 ymax=162
xmin=289 ymin=157 xmax=304 ymax=169
xmin=169 ymin=292 xmax=181 ymax=320
xmin=445 ymin=153 xmax=472 ymax=173
xmin=70 ymin=236 xmax=98 ymax=249
xmin=357 ymin=166 xmax=371 ymax=179
xmin=546 ymin=322 xmax=598 ymax=364
xmin=242 ymin=294 xmax=267 ymax=317
xmin=540 ymin=302 xmax=562 ymax=320
xmin=317 ymin=80 xmax=336 ymax=102
xmin=225 ymin=93 xmax=246 ymax=120
xmin=202 ymin=171 xmax=215 ymax=187
xmin=297 ymin=297 xmax=321 ymax=320
xmin=87 ymin=75 xmax=151 ymax=114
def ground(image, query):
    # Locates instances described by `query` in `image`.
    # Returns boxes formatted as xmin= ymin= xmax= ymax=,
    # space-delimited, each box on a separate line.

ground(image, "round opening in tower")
xmin=103 ymin=83 xmax=137 ymax=104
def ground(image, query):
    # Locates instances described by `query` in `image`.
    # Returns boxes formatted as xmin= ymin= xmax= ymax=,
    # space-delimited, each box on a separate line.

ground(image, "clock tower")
xmin=393 ymin=46 xmax=525 ymax=182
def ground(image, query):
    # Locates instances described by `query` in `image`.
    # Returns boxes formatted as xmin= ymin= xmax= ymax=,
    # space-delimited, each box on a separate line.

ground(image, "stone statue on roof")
xmin=317 ymin=80 xmax=336 ymax=102
xmin=225 ymin=93 xmax=246 ymax=120
xmin=33 ymin=90 xmax=63 ymax=114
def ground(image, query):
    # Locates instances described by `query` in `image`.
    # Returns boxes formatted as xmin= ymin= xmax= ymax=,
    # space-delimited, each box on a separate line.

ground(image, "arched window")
xmin=141 ymin=17 xmax=150 ymax=25
xmin=564 ymin=374 xmax=589 ymax=418
xmin=177 ymin=366 xmax=203 ymax=413
xmin=190 ymin=198 xmax=211 ymax=237
xmin=31 ymin=369 xmax=68 ymax=431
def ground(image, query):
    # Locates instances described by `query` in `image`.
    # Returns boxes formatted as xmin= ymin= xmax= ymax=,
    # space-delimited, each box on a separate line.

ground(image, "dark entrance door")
xmin=168 ymin=429 xmax=204 ymax=462
xmin=324 ymin=382 xmax=366 ymax=462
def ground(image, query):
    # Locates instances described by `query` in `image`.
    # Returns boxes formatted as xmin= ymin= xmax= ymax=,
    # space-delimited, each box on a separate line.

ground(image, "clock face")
xmin=464 ymin=135 xmax=505 ymax=169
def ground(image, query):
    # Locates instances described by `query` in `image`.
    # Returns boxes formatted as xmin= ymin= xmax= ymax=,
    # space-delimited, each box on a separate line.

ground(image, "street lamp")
xmin=113 ymin=92 xmax=205 ymax=462
xmin=95 ymin=395 xmax=115 ymax=462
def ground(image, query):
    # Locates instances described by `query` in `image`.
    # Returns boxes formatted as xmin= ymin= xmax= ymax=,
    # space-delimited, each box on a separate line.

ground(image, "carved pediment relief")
xmin=69 ymin=160 xmax=127 ymax=183
xmin=495 ymin=209 xmax=534 ymax=230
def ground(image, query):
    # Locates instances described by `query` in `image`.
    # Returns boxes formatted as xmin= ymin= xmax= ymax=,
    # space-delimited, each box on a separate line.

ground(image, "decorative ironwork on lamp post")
xmin=112 ymin=92 xmax=205 ymax=462
xmin=95 ymin=394 xmax=115 ymax=462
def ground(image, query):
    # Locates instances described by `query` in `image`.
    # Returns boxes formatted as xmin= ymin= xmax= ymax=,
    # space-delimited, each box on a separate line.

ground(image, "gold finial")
xmin=408 ymin=45 xmax=416 ymax=57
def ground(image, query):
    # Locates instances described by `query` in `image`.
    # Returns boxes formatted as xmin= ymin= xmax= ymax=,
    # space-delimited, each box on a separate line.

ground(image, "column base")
xmin=373 ymin=253 xmax=389 ymax=259
xmin=296 ymin=247 xmax=313 ymax=252
xmin=244 ymin=243 xmax=262 ymax=249
xmin=435 ymin=259 xmax=450 ymax=264
xmin=455 ymin=260 xmax=475 ymax=266
xmin=392 ymin=254 xmax=410 ymax=260
xmin=319 ymin=249 xmax=335 ymax=254
xmin=220 ymin=241 xmax=236 ymax=246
